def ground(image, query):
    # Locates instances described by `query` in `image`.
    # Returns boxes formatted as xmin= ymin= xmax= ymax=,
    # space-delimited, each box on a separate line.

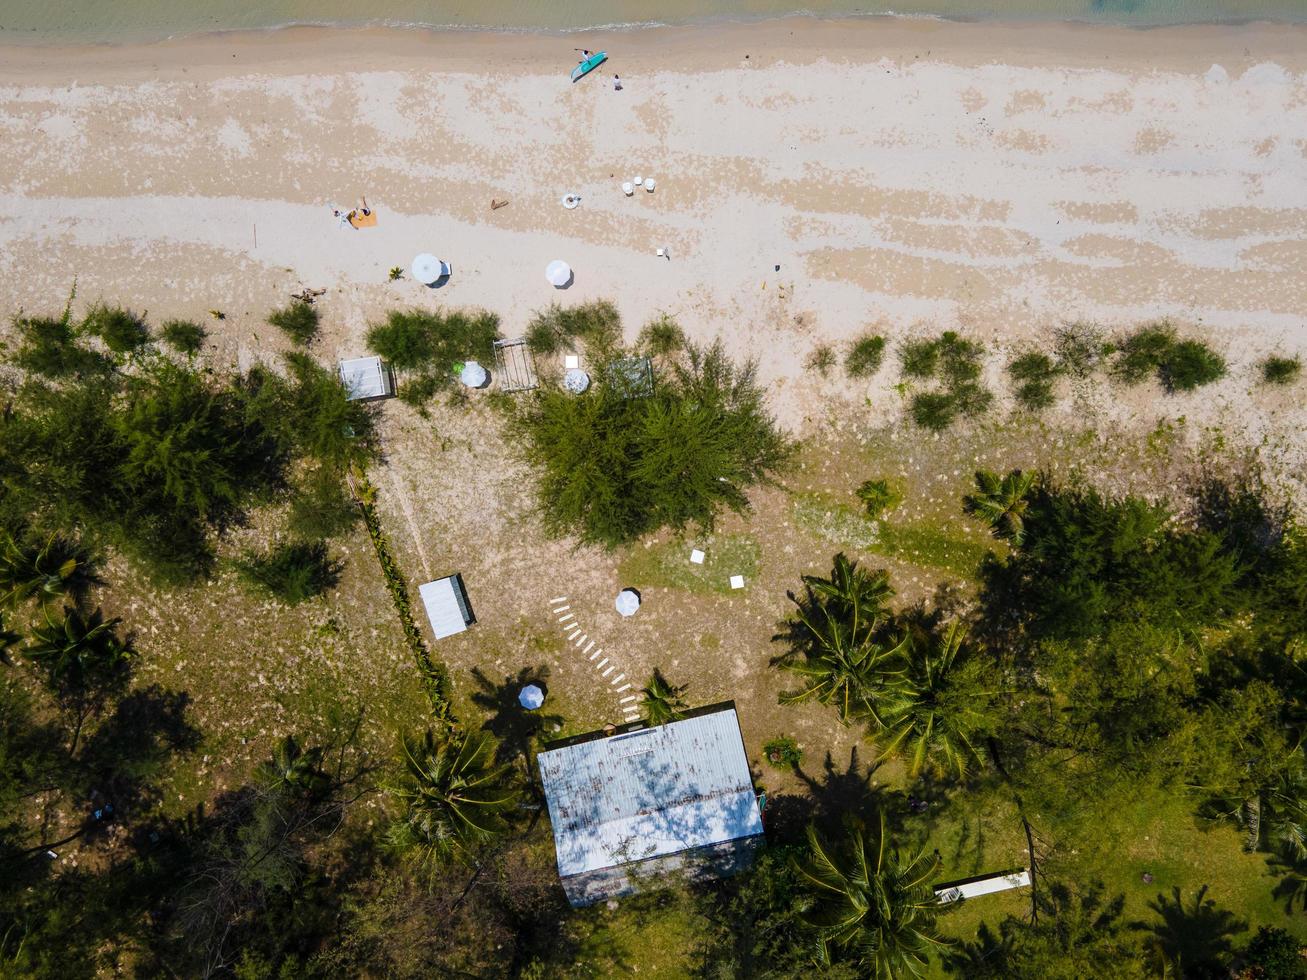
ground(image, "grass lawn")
xmin=619 ymin=533 xmax=761 ymax=595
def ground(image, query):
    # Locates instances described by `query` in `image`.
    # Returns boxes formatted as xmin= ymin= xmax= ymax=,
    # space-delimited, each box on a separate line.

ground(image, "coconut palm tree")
xmin=640 ymin=668 xmax=688 ymax=725
xmin=962 ymin=469 xmax=1037 ymax=546
xmin=0 ymin=530 xmax=100 ymax=609
xmin=386 ymin=728 xmax=519 ymax=872
xmin=795 ymin=811 xmax=947 ymax=976
xmin=257 ymin=734 xmax=330 ymax=799
xmin=876 ymin=622 xmax=1001 ymax=779
xmin=773 ymin=553 xmax=905 ymax=727
xmin=24 ymin=606 xmax=132 ymax=698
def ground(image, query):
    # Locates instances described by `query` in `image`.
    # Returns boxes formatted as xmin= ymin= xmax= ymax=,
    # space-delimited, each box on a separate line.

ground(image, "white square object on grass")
xmin=690 ymin=549 xmax=705 ymax=564
xmin=564 ymin=355 xmax=580 ymax=370
xmin=730 ymin=575 xmax=745 ymax=589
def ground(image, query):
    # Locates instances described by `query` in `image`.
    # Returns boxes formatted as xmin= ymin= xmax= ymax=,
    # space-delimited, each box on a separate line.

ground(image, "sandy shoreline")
xmin=1 ymin=16 xmax=1304 ymax=464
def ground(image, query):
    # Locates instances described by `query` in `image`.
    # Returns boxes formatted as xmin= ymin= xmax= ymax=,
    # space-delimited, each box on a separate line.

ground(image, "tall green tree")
xmin=773 ymin=554 xmax=905 ymax=727
xmin=794 ymin=812 xmax=946 ymax=976
xmin=962 ymin=469 xmax=1036 ymax=546
xmin=640 ymin=668 xmax=689 ymax=725
xmin=877 ymin=622 xmax=1001 ymax=779
xmin=386 ymin=729 xmax=518 ymax=872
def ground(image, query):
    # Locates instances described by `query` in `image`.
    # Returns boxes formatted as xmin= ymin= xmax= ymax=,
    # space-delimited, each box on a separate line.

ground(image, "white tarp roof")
xmin=419 ymin=575 xmax=472 ymax=639
xmin=936 ymin=869 xmax=1031 ymax=903
xmin=538 ymin=707 xmax=763 ymax=878
xmin=339 ymin=356 xmax=391 ymax=401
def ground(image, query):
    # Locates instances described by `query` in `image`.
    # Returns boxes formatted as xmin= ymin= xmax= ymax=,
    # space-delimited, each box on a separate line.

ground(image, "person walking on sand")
xmin=613 ymin=74 xmax=622 ymax=91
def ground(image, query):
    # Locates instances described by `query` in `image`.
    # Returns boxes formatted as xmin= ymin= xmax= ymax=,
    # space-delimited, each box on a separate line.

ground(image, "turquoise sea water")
xmin=0 ymin=0 xmax=1303 ymax=44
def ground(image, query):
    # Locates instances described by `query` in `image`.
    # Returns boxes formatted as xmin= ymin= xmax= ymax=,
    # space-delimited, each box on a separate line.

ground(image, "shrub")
xmin=937 ymin=331 xmax=984 ymax=386
xmin=388 ymin=266 xmax=404 ymax=281
xmin=805 ymin=343 xmax=836 ymax=377
xmin=268 ymin=301 xmax=320 ymax=345
xmin=1160 ymin=339 xmax=1225 ymax=392
xmin=911 ymin=392 xmax=957 ymax=432
xmin=899 ymin=338 xmax=940 ymax=378
xmin=525 ymin=301 xmax=621 ymax=357
xmin=1261 ymin=355 xmax=1302 ymax=386
xmin=637 ymin=315 xmax=685 ymax=357
xmin=1052 ymin=321 xmax=1107 ymax=378
xmin=366 ymin=308 xmax=499 ymax=384
xmin=763 ymin=735 xmax=803 ymax=769
xmin=288 ymin=465 xmax=359 ymax=539
xmin=161 ymin=319 xmax=206 ymax=355
xmin=1008 ymin=351 xmax=1061 ymax=411
xmin=1114 ymin=322 xmax=1176 ymax=384
xmin=10 ymin=314 xmax=111 ymax=377
xmin=1242 ymin=926 xmax=1307 ymax=979
xmin=845 ymin=333 xmax=886 ymax=379
xmin=856 ymin=478 xmax=902 ymax=519
xmin=235 ymin=540 xmax=341 ymax=604
xmin=82 ymin=304 xmax=150 ymax=354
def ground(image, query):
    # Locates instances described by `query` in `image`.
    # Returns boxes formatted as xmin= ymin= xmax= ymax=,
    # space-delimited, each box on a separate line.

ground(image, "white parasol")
xmin=546 ymin=260 xmax=573 ymax=288
xmin=459 ymin=360 xmax=487 ymax=388
xmin=564 ymin=368 xmax=590 ymax=394
xmin=411 ymin=253 xmax=442 ymax=285
xmin=615 ymin=589 xmax=641 ymax=617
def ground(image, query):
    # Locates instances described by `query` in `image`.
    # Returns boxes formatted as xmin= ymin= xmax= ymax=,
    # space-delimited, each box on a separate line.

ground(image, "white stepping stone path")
xmin=550 ymin=596 xmax=642 ymax=722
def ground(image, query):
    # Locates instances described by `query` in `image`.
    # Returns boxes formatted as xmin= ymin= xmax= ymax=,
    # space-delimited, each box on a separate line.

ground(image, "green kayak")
xmin=570 ymin=51 xmax=607 ymax=84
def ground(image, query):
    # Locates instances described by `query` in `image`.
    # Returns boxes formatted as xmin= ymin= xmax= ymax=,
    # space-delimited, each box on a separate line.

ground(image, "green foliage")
xmin=846 ymin=333 xmax=887 ymax=379
xmin=1008 ymin=351 xmax=1061 ymax=411
xmin=772 ymin=553 xmax=904 ymax=727
xmin=1260 ymin=355 xmax=1302 ymax=387
xmin=160 ymin=319 xmax=206 ymax=354
xmin=856 ymin=478 xmax=902 ymax=520
xmin=524 ymin=300 xmax=621 ymax=358
xmin=275 ymin=352 xmax=376 ymax=469
xmin=9 ymin=313 xmax=111 ymax=378
xmin=640 ymin=668 xmax=688 ymax=725
xmin=1242 ymin=926 xmax=1307 ymax=979
xmin=1161 ymin=339 xmax=1226 ymax=392
xmin=234 ymin=540 xmax=341 ymax=604
xmin=267 ymin=301 xmax=320 ymax=346
xmin=618 ymin=533 xmax=759 ymax=595
xmin=963 ymin=469 xmax=1037 ymax=545
xmin=516 ymin=340 xmax=793 ymax=548
xmin=637 ymin=315 xmax=685 ymax=357
xmin=0 ymin=530 xmax=99 ymax=609
xmin=763 ymin=735 xmax=803 ymax=769
xmin=901 ymin=332 xmax=991 ymax=430
xmin=287 ymin=465 xmax=359 ymax=540
xmin=1113 ymin=323 xmax=1225 ymax=392
xmin=1115 ymin=322 xmax=1177 ymax=384
xmin=794 ymin=812 xmax=945 ymax=974
xmin=388 ymin=266 xmax=404 ymax=281
xmin=24 ymin=606 xmax=133 ymax=700
xmin=366 ymin=307 xmax=500 ymax=403
xmin=900 ymin=338 xmax=940 ymax=378
xmin=806 ymin=343 xmax=836 ymax=377
xmin=386 ymin=728 xmax=518 ymax=871
xmin=910 ymin=392 xmax=956 ymax=432
xmin=81 ymin=303 xmax=150 ymax=354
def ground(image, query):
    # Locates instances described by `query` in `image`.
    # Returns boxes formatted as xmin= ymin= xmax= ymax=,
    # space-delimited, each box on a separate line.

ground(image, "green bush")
xmin=288 ymin=466 xmax=360 ymax=540
xmin=1052 ymin=321 xmax=1107 ymax=378
xmin=1160 ymin=339 xmax=1225 ymax=392
xmin=10 ymin=314 xmax=112 ymax=377
xmin=911 ymin=392 xmax=957 ymax=432
xmin=855 ymin=478 xmax=902 ymax=519
xmin=805 ymin=343 xmax=836 ymax=377
xmin=1114 ymin=323 xmax=1176 ymax=384
xmin=82 ymin=304 xmax=150 ymax=354
xmin=937 ymin=331 xmax=984 ymax=386
xmin=160 ymin=319 xmax=206 ymax=355
xmin=1008 ymin=351 xmax=1061 ymax=411
xmin=637 ymin=315 xmax=685 ymax=357
xmin=1261 ymin=355 xmax=1302 ymax=386
xmin=366 ymin=308 xmax=500 ymax=403
xmin=899 ymin=338 xmax=940 ymax=378
xmin=235 ymin=540 xmax=341 ymax=604
xmin=525 ymin=301 xmax=621 ymax=357
xmin=516 ymin=340 xmax=793 ymax=548
xmin=763 ymin=735 xmax=803 ymax=769
xmin=268 ymin=301 xmax=320 ymax=346
xmin=845 ymin=333 xmax=886 ymax=379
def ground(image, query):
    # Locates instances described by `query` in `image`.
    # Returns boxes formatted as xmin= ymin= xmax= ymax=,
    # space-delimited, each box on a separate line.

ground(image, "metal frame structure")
xmin=493 ymin=337 xmax=540 ymax=393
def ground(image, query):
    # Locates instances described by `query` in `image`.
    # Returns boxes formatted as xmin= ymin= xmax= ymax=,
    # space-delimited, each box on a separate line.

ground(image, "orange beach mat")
xmin=349 ymin=211 xmax=378 ymax=228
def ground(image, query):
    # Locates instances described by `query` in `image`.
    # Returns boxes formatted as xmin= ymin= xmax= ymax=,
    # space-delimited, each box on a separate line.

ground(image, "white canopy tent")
xmin=338 ymin=356 xmax=394 ymax=401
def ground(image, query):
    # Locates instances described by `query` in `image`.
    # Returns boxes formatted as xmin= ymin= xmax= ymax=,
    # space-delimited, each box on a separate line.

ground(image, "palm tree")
xmin=24 ymin=606 xmax=132 ymax=698
xmin=640 ymin=668 xmax=688 ymax=725
xmin=773 ymin=553 xmax=905 ymax=726
xmin=257 ymin=734 xmax=330 ymax=799
xmin=962 ymin=469 xmax=1037 ymax=546
xmin=0 ymin=531 xmax=100 ymax=609
xmin=876 ymin=622 xmax=1001 ymax=779
xmin=386 ymin=728 xmax=519 ymax=872
xmin=795 ymin=811 xmax=947 ymax=976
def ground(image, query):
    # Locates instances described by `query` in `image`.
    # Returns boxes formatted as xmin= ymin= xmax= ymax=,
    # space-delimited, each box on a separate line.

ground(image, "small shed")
xmin=538 ymin=702 xmax=763 ymax=907
xmin=338 ymin=356 xmax=395 ymax=401
xmin=418 ymin=574 xmax=475 ymax=639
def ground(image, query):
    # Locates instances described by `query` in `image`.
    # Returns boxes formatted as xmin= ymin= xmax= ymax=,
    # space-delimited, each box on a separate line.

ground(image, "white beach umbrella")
xmin=518 ymin=684 xmax=545 ymax=710
xmin=412 ymin=253 xmax=442 ymax=285
xmin=615 ymin=589 xmax=641 ymax=617
xmin=459 ymin=360 xmax=487 ymax=388
xmin=546 ymin=260 xmax=573 ymax=288
xmin=564 ymin=368 xmax=590 ymax=394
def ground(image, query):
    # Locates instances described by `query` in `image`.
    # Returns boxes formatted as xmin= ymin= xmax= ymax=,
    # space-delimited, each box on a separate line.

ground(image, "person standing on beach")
xmin=613 ymin=74 xmax=622 ymax=91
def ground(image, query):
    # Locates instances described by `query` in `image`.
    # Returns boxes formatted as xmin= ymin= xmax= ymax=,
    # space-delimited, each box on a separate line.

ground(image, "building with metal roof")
xmin=338 ymin=355 xmax=395 ymax=401
xmin=418 ymin=574 xmax=475 ymax=640
xmin=537 ymin=702 xmax=763 ymax=907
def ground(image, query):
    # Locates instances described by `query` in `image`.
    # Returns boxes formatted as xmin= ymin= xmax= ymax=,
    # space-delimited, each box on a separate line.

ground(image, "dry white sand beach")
xmin=1 ymin=18 xmax=1304 ymax=440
